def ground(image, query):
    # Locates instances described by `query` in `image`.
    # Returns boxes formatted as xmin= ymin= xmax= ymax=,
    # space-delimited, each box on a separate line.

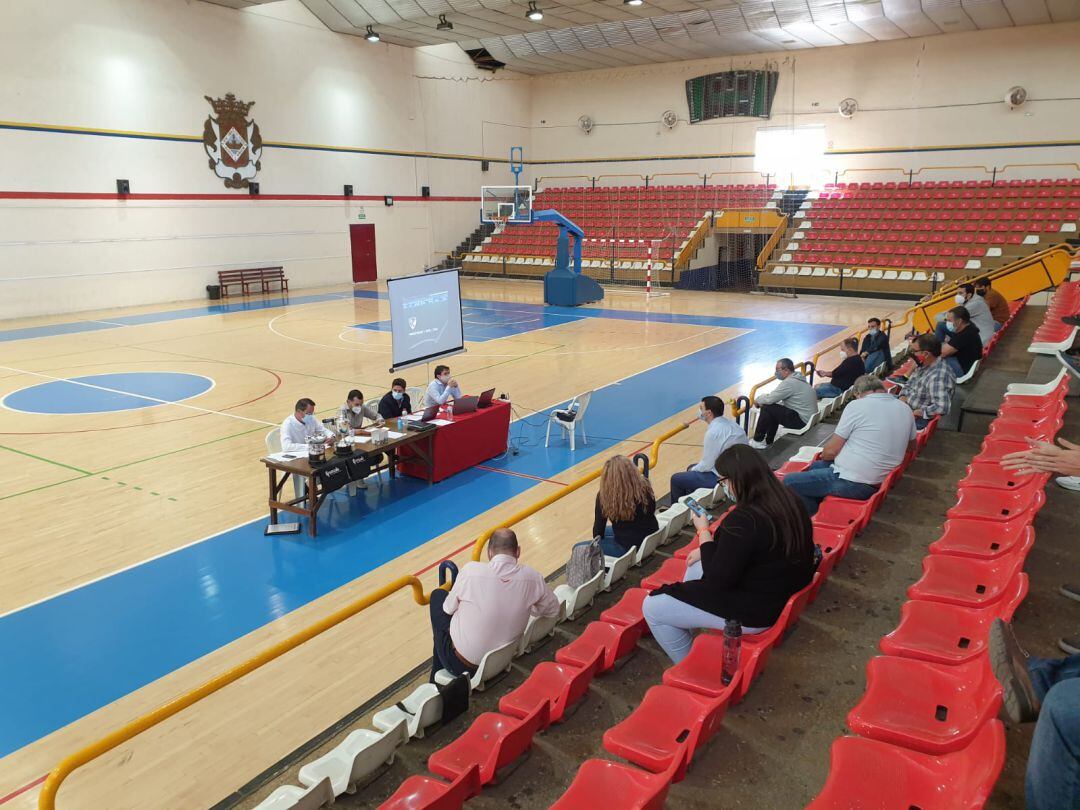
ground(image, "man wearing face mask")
xmin=939 ymin=306 xmax=984 ymax=377
xmin=899 ymin=334 xmax=956 ymax=429
xmin=815 ymin=338 xmax=865 ymax=400
xmin=423 ymin=364 xmax=462 ymax=408
xmin=934 ymin=283 xmax=995 ymax=343
xmin=669 ymin=395 xmax=749 ymax=502
xmin=378 ymin=378 xmax=413 ymax=420
xmin=860 ymin=317 xmax=892 ymax=373
xmin=975 ymin=277 xmax=1010 ymax=330
xmin=340 ymin=389 xmax=383 ymax=432
xmin=749 ymin=358 xmax=818 ymax=449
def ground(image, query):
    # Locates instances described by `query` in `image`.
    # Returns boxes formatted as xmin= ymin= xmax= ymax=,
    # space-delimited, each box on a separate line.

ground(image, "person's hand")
xmin=912 ymin=408 xmax=923 ymax=418
xmin=1001 ymin=437 xmax=1080 ymax=476
xmin=691 ymin=511 xmax=711 ymax=536
xmin=860 ymin=352 xmax=868 ymax=359
xmin=686 ymin=548 xmax=702 ymax=566
xmin=448 ymin=378 xmax=458 ymax=388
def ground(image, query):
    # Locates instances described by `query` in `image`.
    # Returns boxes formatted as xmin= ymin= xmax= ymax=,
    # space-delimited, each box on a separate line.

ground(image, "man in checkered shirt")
xmin=899 ymin=334 xmax=956 ymax=429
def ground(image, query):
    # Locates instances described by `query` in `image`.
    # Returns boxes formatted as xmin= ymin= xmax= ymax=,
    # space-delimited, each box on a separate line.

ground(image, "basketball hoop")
xmin=490 ymin=214 xmax=508 ymax=235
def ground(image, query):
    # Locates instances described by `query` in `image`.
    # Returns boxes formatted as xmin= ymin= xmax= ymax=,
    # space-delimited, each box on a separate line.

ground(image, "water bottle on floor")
xmin=721 ymin=620 xmax=741 ymax=686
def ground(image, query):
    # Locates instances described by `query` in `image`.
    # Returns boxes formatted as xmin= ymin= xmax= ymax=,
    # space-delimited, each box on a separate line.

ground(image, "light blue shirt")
xmin=691 ymin=416 xmax=749 ymax=473
xmin=423 ymin=378 xmax=462 ymax=408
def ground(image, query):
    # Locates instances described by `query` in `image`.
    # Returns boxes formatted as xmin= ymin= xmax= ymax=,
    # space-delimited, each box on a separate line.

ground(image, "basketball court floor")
xmin=0 ymin=279 xmax=903 ymax=809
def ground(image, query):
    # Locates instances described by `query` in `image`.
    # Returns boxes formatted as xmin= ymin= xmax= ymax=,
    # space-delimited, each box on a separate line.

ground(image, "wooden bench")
xmin=217 ymin=266 xmax=288 ymax=298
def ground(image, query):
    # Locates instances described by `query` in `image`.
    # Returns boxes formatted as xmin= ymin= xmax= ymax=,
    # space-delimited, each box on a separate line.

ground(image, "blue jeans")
xmin=943 ymin=355 xmax=965 ymax=377
xmin=933 ymin=321 xmax=950 ymax=344
xmin=815 ymin=383 xmax=843 ymax=400
xmin=915 ymin=416 xmax=933 ymax=431
xmin=599 ymin=526 xmax=632 ymax=558
xmin=1027 ymin=655 xmax=1080 ymax=810
xmin=782 ymin=460 xmax=879 ymax=516
xmin=429 ymin=588 xmax=476 ymax=682
xmin=670 ymin=469 xmax=718 ymax=502
xmin=864 ymin=350 xmax=886 ymax=372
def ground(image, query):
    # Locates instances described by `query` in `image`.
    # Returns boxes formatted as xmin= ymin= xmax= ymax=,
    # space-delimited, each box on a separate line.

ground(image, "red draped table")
xmin=397 ymin=398 xmax=511 ymax=482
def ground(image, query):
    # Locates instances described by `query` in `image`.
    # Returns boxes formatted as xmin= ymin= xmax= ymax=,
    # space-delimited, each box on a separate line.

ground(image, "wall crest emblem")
xmin=203 ymin=93 xmax=262 ymax=189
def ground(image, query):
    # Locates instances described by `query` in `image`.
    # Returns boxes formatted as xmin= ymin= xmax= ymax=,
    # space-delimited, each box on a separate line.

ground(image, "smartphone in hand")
xmin=685 ymin=497 xmax=709 ymax=519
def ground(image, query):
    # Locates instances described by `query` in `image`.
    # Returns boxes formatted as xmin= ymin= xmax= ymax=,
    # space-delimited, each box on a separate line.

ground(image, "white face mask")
xmin=954 ymin=294 xmax=966 ymax=305
xmin=868 ymin=327 xmax=879 ymax=336
xmin=392 ymin=391 xmax=404 ymax=401
xmin=438 ymin=375 xmax=450 ymax=384
xmin=351 ymin=406 xmax=363 ymax=415
xmin=721 ymin=481 xmax=735 ymax=502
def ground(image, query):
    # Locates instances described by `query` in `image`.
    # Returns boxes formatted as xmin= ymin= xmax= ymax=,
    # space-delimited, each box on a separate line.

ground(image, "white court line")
xmin=0 ymin=364 xmax=276 ymax=426
xmin=84 ymin=319 xmax=132 ymax=327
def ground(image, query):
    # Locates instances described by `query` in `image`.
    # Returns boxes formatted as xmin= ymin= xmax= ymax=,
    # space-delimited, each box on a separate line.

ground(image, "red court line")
xmin=473 ymin=465 xmax=569 ymax=486
xmin=0 ymin=774 xmax=46 ymax=806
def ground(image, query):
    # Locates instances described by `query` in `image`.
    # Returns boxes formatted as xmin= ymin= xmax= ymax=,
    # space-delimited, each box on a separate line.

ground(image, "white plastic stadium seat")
xmin=554 ymin=569 xmax=605 ymax=620
xmin=679 ymin=487 xmax=716 ymax=509
xmin=253 ymin=778 xmax=334 ymax=810
xmin=518 ymin=601 xmax=566 ymax=655
xmin=774 ymin=410 xmax=822 ymax=442
xmin=602 ymin=545 xmax=637 ymax=591
xmin=655 ymin=503 xmax=690 ymax=542
xmin=298 ymin=719 xmax=408 ymax=796
xmin=955 ymin=359 xmax=981 ymax=384
xmin=1028 ymin=326 xmax=1078 ymax=355
xmin=1005 ymin=368 xmax=1067 ymax=397
xmin=792 ymin=445 xmax=824 ymax=462
xmin=372 ymin=683 xmax=443 ymax=740
xmin=632 ymin=526 xmax=666 ymax=567
xmin=545 ymin=391 xmax=592 ymax=451
xmin=434 ymin=638 xmax=518 ymax=691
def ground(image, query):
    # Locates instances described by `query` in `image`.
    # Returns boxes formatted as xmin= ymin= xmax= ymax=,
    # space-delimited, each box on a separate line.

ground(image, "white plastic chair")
xmin=545 ymin=391 xmax=593 ymax=451
xmin=406 ymin=385 xmax=426 ymax=409
xmin=518 ymin=601 xmax=566 ymax=655
xmin=775 ymin=410 xmax=822 ymax=442
xmin=656 ymin=503 xmax=690 ymax=542
xmin=955 ymin=358 xmax=981 ymax=384
xmin=553 ymin=569 xmax=604 ymax=620
xmin=434 ymin=637 xmax=518 ymax=691
xmin=253 ymin=778 xmax=334 ymax=810
xmin=372 ymin=683 xmax=443 ymax=740
xmin=602 ymin=545 xmax=637 ymax=591
xmin=679 ymin=488 xmax=716 ymax=509
xmin=298 ymin=719 xmax=408 ymax=796
xmin=267 ymin=426 xmax=306 ymax=500
xmin=792 ymin=445 xmax=824 ymax=462
xmin=1028 ymin=325 xmax=1078 ymax=355
xmin=632 ymin=527 xmax=666 ymax=567
xmin=1004 ymin=368 xmax=1067 ymax=397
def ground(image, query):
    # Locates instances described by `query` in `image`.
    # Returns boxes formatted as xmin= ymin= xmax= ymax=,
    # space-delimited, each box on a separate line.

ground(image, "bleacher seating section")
xmin=764 ymin=179 xmax=1080 ymax=294
xmin=464 ymin=185 xmax=776 ymax=281
xmin=252 ymin=271 xmax=1079 ymax=810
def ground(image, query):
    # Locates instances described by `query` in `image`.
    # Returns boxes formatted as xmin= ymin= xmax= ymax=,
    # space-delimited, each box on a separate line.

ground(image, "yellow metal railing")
xmin=39 ymin=423 xmax=689 ymax=809
xmin=757 ymin=215 xmax=789 ymax=270
xmin=674 ymin=212 xmax=715 ymax=269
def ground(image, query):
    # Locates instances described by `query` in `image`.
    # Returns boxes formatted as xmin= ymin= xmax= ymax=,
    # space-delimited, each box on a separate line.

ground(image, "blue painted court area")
xmin=2 ymin=372 xmax=214 ymax=414
xmin=0 ymin=306 xmax=842 ymax=757
xmin=354 ymin=304 xmax=583 ymax=342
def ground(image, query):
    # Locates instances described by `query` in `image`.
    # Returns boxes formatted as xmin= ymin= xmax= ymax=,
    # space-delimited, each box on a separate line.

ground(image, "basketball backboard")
xmin=481 ymin=185 xmax=532 ymax=224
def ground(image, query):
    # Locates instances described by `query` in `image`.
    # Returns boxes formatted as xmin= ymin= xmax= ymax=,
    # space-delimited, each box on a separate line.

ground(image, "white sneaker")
xmin=1055 ymin=476 xmax=1080 ymax=491
xmin=356 ymin=479 xmax=368 ymax=490
xmin=748 ymin=439 xmax=768 ymax=450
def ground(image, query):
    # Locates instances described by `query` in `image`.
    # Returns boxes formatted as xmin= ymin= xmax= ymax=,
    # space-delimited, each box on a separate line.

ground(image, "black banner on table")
xmin=317 ymin=459 xmax=352 ymax=493
xmin=345 ymin=454 xmax=374 ymax=482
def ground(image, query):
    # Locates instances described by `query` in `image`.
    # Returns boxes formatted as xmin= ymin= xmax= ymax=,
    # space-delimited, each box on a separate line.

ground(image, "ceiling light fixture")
xmin=624 ymin=0 xmax=644 ymax=6
xmin=365 ymin=25 xmax=380 ymax=42
xmin=436 ymin=14 xmax=453 ymax=30
xmin=526 ymin=2 xmax=544 ymax=21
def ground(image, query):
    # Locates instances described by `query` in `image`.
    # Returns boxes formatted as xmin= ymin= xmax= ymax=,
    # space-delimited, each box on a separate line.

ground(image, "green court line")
xmin=0 ymin=475 xmax=90 ymax=502
xmin=0 ymin=444 xmax=91 ymax=475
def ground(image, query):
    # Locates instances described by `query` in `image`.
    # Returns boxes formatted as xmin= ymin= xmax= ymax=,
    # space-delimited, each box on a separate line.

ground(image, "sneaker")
xmin=748 ymin=439 xmax=769 ymax=450
xmin=1060 ymin=583 xmax=1080 ymax=602
xmin=1056 ymin=476 xmax=1080 ymax=491
xmin=988 ymin=619 xmax=1041 ymax=724
xmin=1059 ymin=637 xmax=1080 ymax=656
xmin=1057 ymin=350 xmax=1080 ymax=381
xmin=356 ymin=479 xmax=368 ymax=489
xmin=1061 ymin=315 xmax=1080 ymax=327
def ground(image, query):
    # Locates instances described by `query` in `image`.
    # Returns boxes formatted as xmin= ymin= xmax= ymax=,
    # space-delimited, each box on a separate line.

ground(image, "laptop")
xmin=418 ymin=404 xmax=440 ymax=422
xmin=454 ymin=395 xmax=479 ymax=414
xmin=477 ymin=387 xmax=496 ymax=408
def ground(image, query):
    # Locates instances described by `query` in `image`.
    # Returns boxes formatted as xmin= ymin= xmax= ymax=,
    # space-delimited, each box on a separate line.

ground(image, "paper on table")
xmin=428 ymin=419 xmax=453 ymax=426
xmin=401 ymin=413 xmax=423 ymax=422
xmin=266 ymin=451 xmax=302 ymax=463
xmin=385 ymin=430 xmax=405 ymax=439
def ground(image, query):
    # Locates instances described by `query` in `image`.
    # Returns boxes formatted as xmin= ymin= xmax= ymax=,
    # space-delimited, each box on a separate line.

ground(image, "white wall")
xmin=0 ymin=0 xmax=530 ymax=318
xmin=528 ymin=22 xmax=1080 ymax=188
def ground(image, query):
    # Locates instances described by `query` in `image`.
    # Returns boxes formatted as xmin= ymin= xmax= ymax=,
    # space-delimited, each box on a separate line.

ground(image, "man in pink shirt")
xmin=429 ymin=528 xmax=560 ymax=681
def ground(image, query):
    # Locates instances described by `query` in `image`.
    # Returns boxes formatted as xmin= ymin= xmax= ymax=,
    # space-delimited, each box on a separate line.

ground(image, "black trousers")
xmin=754 ymin=403 xmax=806 ymax=443
xmin=429 ymin=588 xmax=474 ymax=682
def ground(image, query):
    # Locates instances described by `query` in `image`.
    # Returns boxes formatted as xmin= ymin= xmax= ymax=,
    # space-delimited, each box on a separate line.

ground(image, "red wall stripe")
xmin=0 ymin=192 xmax=480 ymax=202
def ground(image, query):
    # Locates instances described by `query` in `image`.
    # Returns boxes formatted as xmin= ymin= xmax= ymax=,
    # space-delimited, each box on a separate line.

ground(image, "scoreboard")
xmin=686 ymin=70 xmax=779 ymax=123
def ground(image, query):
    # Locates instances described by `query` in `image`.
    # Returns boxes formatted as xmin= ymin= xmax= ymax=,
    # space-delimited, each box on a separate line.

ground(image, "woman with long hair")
xmin=642 ymin=444 xmax=816 ymax=663
xmin=593 ymin=455 xmax=659 ymax=557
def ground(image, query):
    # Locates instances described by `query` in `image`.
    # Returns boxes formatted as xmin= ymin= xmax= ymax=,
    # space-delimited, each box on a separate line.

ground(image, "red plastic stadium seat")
xmin=945 ymin=485 xmax=1045 ymax=523
xmin=640 ymin=557 xmax=687 ymax=591
xmin=907 ymin=556 xmax=1026 ymax=609
xmin=986 ymin=415 xmax=1063 ymax=442
xmin=550 ymin=757 xmax=677 ymax=810
xmin=879 ymin=597 xmax=1019 ymax=665
xmin=555 ymin=620 xmax=643 ymax=673
xmin=378 ymin=764 xmax=482 ymax=810
xmin=958 ymin=461 xmax=1051 ymax=492
xmin=603 ymin=685 xmax=733 ymax=780
xmin=499 ymin=660 xmax=597 ymax=725
xmin=806 ymin=721 xmax=1005 ymax=810
xmin=971 ymin=438 xmax=1032 ymax=464
xmin=812 ymin=488 xmax=884 ymax=535
xmin=599 ymin=587 xmax=649 ymax=632
xmin=813 ymin=525 xmax=853 ymax=561
xmin=428 ymin=704 xmax=549 ymax=785
xmin=929 ymin=517 xmax=1036 ymax=560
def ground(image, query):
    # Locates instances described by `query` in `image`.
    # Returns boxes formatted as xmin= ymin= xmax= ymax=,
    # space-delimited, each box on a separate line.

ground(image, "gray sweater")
xmin=755 ymin=373 xmax=818 ymax=423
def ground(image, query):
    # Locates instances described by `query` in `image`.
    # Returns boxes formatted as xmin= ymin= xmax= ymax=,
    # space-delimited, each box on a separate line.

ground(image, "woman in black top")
xmin=593 ymin=455 xmax=659 ymax=558
xmin=642 ymin=444 xmax=816 ymax=663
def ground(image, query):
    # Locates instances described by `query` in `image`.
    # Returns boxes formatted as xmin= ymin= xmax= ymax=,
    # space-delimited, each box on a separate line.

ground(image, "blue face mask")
xmin=774 ymin=371 xmax=783 ymax=381
xmin=392 ymin=391 xmax=404 ymax=401
xmin=945 ymin=321 xmax=957 ymax=333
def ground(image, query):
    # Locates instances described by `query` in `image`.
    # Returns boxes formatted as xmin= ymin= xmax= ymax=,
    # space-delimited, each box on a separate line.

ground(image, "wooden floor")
xmin=0 ymin=279 xmax=907 ymax=810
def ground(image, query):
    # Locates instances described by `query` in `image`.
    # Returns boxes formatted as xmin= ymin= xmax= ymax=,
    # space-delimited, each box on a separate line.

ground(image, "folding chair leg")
xmin=545 ymin=418 xmax=553 ymax=448
xmin=569 ymin=423 xmax=575 ymax=451
xmin=580 ymin=421 xmax=587 ymax=446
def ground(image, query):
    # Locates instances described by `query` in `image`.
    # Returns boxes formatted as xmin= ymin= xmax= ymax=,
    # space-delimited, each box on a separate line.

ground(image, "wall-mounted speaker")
xmin=384 ymin=195 xmax=394 ymax=206
xmin=421 ymin=186 xmax=431 ymax=198
xmin=249 ymin=182 xmax=260 ymax=195
xmin=343 ymin=184 xmax=353 ymax=197
xmin=116 ymin=179 xmax=130 ymax=195
xmin=481 ymin=160 xmax=490 ymax=172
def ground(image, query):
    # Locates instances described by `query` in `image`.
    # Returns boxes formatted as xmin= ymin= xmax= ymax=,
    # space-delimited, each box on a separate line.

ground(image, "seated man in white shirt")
xmin=782 ymin=375 xmax=916 ymax=516
xmin=423 ymin=364 xmax=462 ymax=409
xmin=429 ymin=528 xmax=559 ymax=682
xmin=669 ymin=395 xmax=749 ymax=502
xmin=279 ymin=398 xmax=336 ymax=497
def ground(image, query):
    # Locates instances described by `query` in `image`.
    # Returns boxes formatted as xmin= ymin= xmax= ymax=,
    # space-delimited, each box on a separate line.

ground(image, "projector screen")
xmin=386 ymin=269 xmax=465 ymax=372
